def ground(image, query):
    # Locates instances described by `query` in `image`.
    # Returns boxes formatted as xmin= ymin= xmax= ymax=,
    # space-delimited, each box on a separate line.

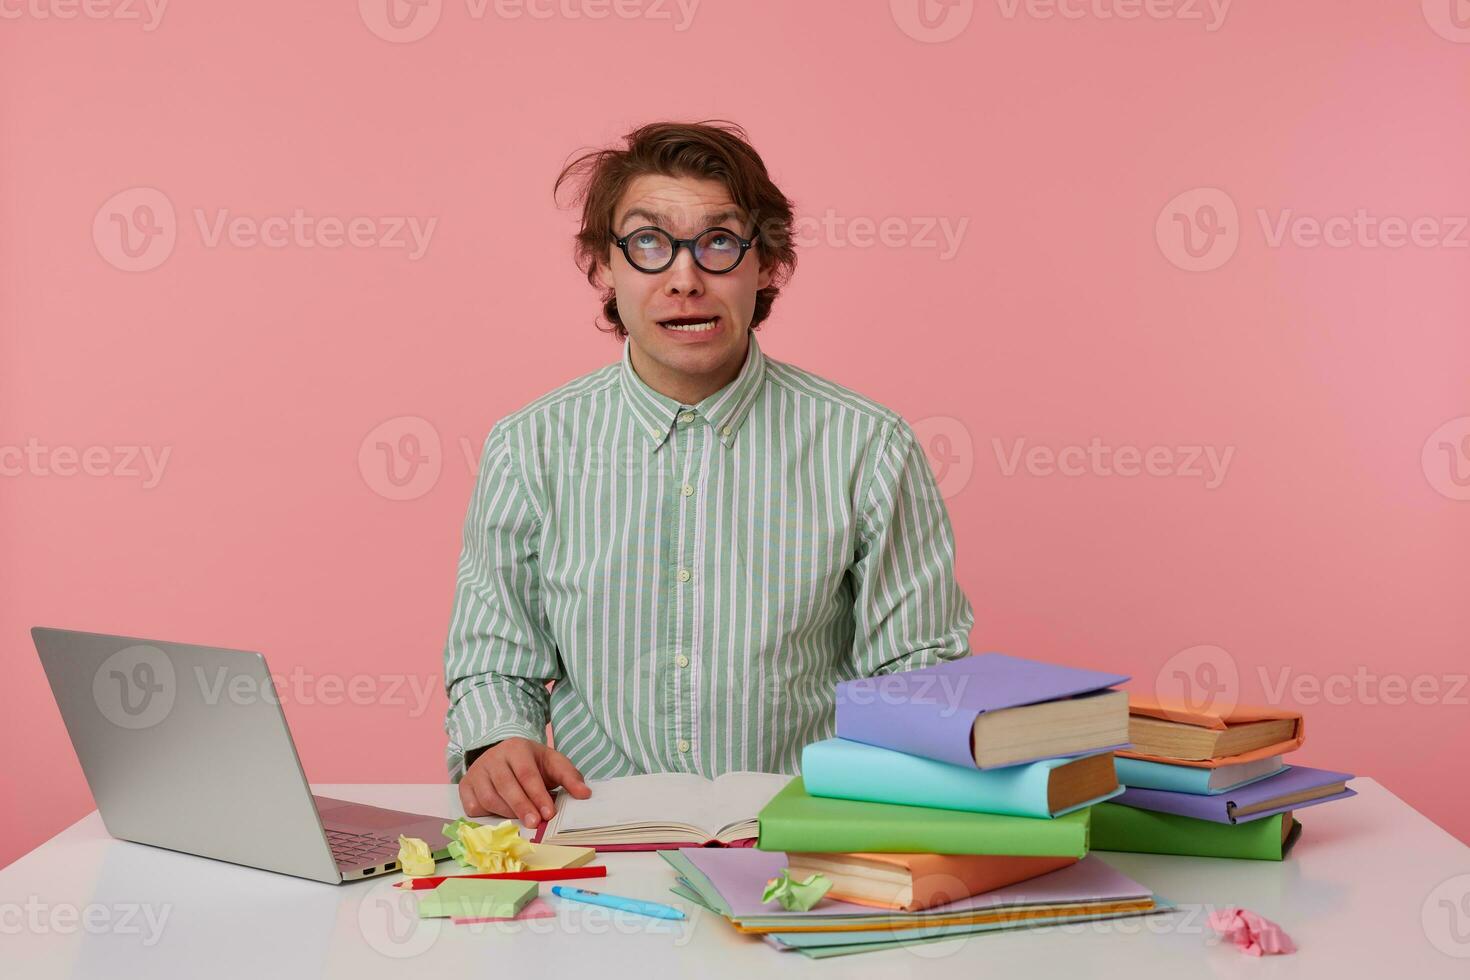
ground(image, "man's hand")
xmin=459 ymin=737 xmax=592 ymax=828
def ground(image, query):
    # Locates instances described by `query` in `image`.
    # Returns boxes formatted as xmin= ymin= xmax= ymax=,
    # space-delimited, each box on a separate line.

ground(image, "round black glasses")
xmin=610 ymin=226 xmax=759 ymax=275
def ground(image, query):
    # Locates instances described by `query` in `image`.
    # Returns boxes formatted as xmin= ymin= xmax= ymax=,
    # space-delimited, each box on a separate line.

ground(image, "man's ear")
xmin=756 ymin=259 xmax=773 ymax=291
xmin=593 ymin=257 xmax=613 ymax=292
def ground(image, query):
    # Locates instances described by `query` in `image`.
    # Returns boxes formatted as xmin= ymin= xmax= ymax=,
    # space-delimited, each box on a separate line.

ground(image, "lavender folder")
xmin=834 ymin=652 xmax=1130 ymax=768
xmin=679 ymin=847 xmax=1150 ymax=919
xmin=1115 ymin=765 xmax=1356 ymax=824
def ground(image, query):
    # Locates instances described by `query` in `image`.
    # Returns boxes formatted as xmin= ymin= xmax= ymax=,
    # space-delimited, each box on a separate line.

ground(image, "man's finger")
xmin=509 ymin=752 xmax=556 ymax=822
xmin=544 ymin=749 xmax=592 ymax=798
xmin=463 ymin=767 xmax=507 ymax=819
xmin=487 ymin=758 xmax=540 ymax=828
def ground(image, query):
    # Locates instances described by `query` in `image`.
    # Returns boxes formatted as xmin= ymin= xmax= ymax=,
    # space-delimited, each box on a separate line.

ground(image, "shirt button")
xmin=676 ymin=655 xmax=690 ymax=668
xmin=721 ymin=425 xmax=732 ymax=436
xmin=677 ymin=411 xmax=695 ymax=425
xmin=677 ymin=568 xmax=691 ymax=582
xmin=677 ymin=739 xmax=691 ymax=753
xmin=681 ymin=483 xmax=694 ymax=496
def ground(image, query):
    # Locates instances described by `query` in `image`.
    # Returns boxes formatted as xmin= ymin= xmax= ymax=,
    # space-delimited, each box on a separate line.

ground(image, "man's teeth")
xmin=663 ymin=319 xmax=717 ymax=332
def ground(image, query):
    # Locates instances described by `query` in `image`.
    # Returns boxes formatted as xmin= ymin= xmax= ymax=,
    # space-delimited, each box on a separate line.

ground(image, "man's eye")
xmin=707 ymin=235 xmax=734 ymax=250
xmin=634 ymin=234 xmax=660 ymax=249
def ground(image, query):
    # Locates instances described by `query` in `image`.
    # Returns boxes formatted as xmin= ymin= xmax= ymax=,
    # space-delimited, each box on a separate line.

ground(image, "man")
xmin=444 ymin=121 xmax=975 ymax=828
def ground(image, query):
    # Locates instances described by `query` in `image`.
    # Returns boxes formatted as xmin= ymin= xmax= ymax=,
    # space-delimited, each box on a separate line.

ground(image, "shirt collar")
xmin=619 ymin=331 xmax=768 ymax=453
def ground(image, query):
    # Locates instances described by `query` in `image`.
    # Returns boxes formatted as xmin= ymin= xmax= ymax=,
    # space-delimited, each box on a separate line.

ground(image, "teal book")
xmin=757 ymin=777 xmax=1091 ymax=857
xmin=802 ymin=738 xmax=1123 ymax=818
xmin=1114 ymin=755 xmax=1285 ymax=795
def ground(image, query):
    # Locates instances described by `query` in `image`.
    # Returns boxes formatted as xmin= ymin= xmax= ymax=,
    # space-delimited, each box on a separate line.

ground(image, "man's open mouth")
xmin=658 ymin=316 xmax=720 ymax=333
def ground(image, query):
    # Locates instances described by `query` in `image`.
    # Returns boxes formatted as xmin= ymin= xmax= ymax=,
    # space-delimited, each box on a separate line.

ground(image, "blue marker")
xmin=550 ymin=885 xmax=687 ymax=921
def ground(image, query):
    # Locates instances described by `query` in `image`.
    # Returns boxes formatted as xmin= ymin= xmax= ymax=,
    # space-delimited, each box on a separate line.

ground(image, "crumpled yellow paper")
xmin=396 ymin=836 xmax=436 ymax=876
xmin=440 ymin=817 xmax=532 ymax=873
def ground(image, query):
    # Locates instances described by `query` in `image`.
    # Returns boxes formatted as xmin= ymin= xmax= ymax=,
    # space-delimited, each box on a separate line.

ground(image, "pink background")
xmin=3 ymin=1 xmax=1468 ymax=871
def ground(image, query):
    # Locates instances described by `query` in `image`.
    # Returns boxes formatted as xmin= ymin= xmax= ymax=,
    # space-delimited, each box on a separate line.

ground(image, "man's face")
xmin=596 ymin=174 xmax=772 ymax=386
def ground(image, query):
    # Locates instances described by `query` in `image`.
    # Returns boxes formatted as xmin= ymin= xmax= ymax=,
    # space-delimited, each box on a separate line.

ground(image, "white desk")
xmin=4 ymin=779 xmax=1468 ymax=978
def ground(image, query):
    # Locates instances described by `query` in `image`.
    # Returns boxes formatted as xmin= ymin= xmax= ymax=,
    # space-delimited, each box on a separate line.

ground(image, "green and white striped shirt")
xmin=443 ymin=332 xmax=974 ymax=782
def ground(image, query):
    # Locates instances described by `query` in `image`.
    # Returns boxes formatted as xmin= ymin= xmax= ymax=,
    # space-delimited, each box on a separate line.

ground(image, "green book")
xmin=756 ymin=777 xmax=1090 ymax=857
xmin=416 ymin=878 xmax=538 ymax=919
xmin=1090 ymin=802 xmax=1301 ymax=861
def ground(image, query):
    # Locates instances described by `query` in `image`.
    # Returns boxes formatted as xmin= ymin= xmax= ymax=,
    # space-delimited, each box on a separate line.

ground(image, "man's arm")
xmin=443 ymin=423 xmax=560 ymax=782
xmin=848 ymin=416 xmax=975 ymax=677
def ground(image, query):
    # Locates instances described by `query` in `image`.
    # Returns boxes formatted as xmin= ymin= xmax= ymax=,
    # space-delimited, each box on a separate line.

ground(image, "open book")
xmin=541 ymin=771 xmax=791 ymax=847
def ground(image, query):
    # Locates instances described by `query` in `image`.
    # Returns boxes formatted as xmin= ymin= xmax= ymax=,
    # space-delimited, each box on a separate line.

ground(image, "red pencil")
xmin=393 ymin=866 xmax=607 ymax=890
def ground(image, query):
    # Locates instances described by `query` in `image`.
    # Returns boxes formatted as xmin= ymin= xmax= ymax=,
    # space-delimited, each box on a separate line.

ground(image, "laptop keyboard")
xmin=326 ymin=828 xmax=401 ymax=868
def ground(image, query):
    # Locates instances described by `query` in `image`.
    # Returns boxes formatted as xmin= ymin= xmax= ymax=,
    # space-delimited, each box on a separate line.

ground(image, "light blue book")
xmin=800 ymin=738 xmax=1123 ymax=819
xmin=1113 ymin=755 xmax=1286 ymax=795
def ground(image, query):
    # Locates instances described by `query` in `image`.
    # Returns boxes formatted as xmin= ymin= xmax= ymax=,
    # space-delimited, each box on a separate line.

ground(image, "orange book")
xmin=1118 ymin=696 xmax=1304 ymax=768
xmin=783 ymin=851 xmax=1078 ymax=912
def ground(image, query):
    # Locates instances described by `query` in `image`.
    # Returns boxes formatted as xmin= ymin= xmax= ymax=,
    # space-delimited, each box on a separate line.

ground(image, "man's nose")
xmin=662 ymin=247 xmax=704 ymax=296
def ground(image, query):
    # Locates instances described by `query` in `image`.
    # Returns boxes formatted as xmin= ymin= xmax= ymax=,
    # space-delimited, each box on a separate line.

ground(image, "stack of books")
xmin=1091 ymin=695 xmax=1356 ymax=860
xmin=722 ymin=653 xmax=1167 ymax=954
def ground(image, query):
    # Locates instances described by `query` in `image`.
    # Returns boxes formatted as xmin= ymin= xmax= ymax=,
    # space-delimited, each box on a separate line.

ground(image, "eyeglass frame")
xmin=609 ymin=224 xmax=760 ymax=275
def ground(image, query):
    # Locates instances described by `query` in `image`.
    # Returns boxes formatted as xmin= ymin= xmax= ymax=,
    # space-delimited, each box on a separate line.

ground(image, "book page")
xmin=555 ymin=770 xmax=789 ymax=837
xmin=555 ymin=773 xmax=709 ymax=833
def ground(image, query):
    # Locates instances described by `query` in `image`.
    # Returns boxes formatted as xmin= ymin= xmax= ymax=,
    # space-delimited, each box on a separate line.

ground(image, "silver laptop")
xmin=33 ymin=626 xmax=453 ymax=884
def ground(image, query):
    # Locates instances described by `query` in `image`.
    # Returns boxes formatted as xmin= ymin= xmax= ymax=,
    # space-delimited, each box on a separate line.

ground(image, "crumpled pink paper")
xmin=1208 ymin=907 xmax=1296 ymax=956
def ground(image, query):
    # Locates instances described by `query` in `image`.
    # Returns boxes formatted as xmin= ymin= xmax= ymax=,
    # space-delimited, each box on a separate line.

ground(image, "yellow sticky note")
xmin=397 ymin=836 xmax=436 ymax=877
xmin=521 ymin=843 xmax=596 ymax=871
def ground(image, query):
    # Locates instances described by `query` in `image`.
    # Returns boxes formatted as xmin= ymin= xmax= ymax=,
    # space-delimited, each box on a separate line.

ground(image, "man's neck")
xmin=628 ymin=336 xmax=749 ymax=406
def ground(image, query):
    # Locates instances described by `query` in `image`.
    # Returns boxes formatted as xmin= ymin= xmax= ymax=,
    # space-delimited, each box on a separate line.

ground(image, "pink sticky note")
xmin=1208 ymin=907 xmax=1296 ymax=956
xmin=451 ymin=897 xmax=557 ymax=925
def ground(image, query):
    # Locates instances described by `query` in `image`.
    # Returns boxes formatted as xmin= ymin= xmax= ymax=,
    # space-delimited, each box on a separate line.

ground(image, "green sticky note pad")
xmin=417 ymin=879 xmax=538 ymax=919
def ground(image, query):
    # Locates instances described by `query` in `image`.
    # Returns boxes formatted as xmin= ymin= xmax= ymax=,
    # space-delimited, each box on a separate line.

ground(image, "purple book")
xmin=834 ymin=652 xmax=1130 ymax=769
xmin=1115 ymin=764 xmax=1356 ymax=824
xmin=678 ymin=847 xmax=1150 ymax=919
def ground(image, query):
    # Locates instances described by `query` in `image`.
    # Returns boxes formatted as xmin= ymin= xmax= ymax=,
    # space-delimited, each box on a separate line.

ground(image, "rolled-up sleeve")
xmin=848 ymin=416 xmax=975 ymax=678
xmin=443 ymin=423 xmax=560 ymax=782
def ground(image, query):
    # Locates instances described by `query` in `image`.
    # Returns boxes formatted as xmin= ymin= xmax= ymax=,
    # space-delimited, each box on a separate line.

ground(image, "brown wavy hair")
xmin=553 ymin=120 xmax=797 ymax=339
